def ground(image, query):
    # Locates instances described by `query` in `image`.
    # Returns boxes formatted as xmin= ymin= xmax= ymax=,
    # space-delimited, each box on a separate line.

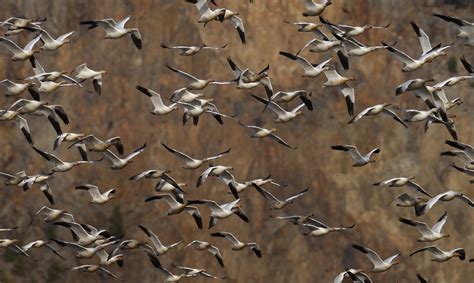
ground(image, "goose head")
xmin=454 ymin=250 xmax=465 ymax=260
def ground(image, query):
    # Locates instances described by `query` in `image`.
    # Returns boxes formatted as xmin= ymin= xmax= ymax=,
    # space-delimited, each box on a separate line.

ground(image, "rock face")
xmin=0 ymin=0 xmax=473 ymax=282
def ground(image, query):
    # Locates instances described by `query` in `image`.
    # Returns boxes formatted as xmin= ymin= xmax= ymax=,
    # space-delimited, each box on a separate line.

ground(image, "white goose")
xmin=161 ymin=142 xmax=230 ymax=169
xmin=170 ymin=88 xmax=204 ymax=103
xmin=33 ymin=28 xmax=74 ymax=51
xmin=342 ymin=37 xmax=392 ymax=57
xmin=53 ymin=239 xmax=116 ymax=259
xmin=352 ymin=244 xmax=400 ymax=273
xmin=301 ymin=0 xmax=332 ymax=17
xmin=102 ymin=143 xmax=146 ymax=170
xmin=32 ymin=147 xmax=99 ymax=173
xmin=211 ymin=231 xmax=261 ymax=258
xmin=20 ymin=173 xmax=55 ymax=204
xmin=399 ymin=211 xmax=449 ymax=242
xmin=347 ymin=103 xmax=407 ymax=127
xmin=176 ymin=99 xmax=236 ymax=126
xmin=251 ymin=94 xmax=305 ymax=123
xmin=239 ymin=122 xmax=297 ymax=149
xmin=80 ymin=16 xmax=142 ymax=49
xmin=68 ymin=134 xmax=123 ymax=155
xmin=70 ymin=63 xmax=106 ymax=96
xmin=0 ymin=170 xmax=28 ymax=186
xmin=161 ymin=43 xmax=227 ymax=56
xmin=171 ymin=264 xmax=226 ymax=280
xmin=27 ymin=57 xmax=82 ymax=86
xmin=445 ymin=140 xmax=474 ymax=160
xmin=187 ymin=198 xmax=249 ymax=229
xmin=22 ymin=240 xmax=65 ymax=260
xmin=0 ymin=239 xmax=29 ymax=257
xmin=185 ymin=240 xmax=224 ymax=267
xmin=130 ymin=169 xmax=182 ymax=191
xmin=53 ymin=222 xmax=109 ymax=246
xmin=322 ymin=67 xmax=356 ymax=116
xmin=185 ymin=0 xmax=226 ymax=25
xmin=0 ymin=79 xmax=37 ymax=99
xmin=302 ymin=219 xmax=355 ymax=237
xmin=434 ymin=14 xmax=474 ymax=46
xmin=410 ymin=246 xmax=465 ymax=262
xmin=0 ymin=110 xmax=32 ymax=144
xmin=387 ymin=193 xmax=429 ymax=208
xmin=279 ymin=51 xmax=331 ymax=77
xmin=221 ymin=10 xmax=246 ymax=44
xmin=136 ymin=85 xmax=178 ymax=115
xmin=35 ymin=206 xmax=75 ymax=223
xmin=284 ymin=21 xmax=323 ymax=34
xmin=415 ymin=190 xmax=474 ymax=216
xmin=268 ymin=90 xmax=313 ymax=110
xmin=253 ymin=184 xmax=309 ymax=210
xmin=69 ymin=265 xmax=118 ymax=279
xmin=166 ymin=64 xmax=231 ymax=90
xmin=333 ymin=269 xmax=371 ymax=283
xmin=0 ymin=35 xmax=40 ymax=60
xmin=138 ymin=225 xmax=182 ymax=256
xmin=373 ymin=176 xmax=432 ymax=197
xmin=331 ymin=144 xmax=380 ymax=166
xmin=75 ymin=184 xmax=116 ymax=205
xmin=145 ymin=194 xmax=203 ymax=229
xmin=320 ymin=16 xmax=390 ymax=37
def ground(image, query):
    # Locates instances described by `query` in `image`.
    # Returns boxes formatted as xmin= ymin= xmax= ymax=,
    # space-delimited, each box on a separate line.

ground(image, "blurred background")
xmin=0 ymin=0 xmax=473 ymax=282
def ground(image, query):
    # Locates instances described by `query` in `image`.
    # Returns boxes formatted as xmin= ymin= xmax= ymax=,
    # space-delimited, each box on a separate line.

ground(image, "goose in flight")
xmin=331 ymin=144 xmax=380 ymax=166
xmin=80 ymin=16 xmax=142 ymax=49
xmin=28 ymin=27 xmax=74 ymax=51
xmin=341 ymin=37 xmax=393 ymax=57
xmin=399 ymin=211 xmax=449 ymax=242
xmin=68 ymin=134 xmax=123 ymax=156
xmin=27 ymin=57 xmax=82 ymax=87
xmin=136 ymin=85 xmax=178 ymax=115
xmin=35 ymin=206 xmax=75 ymax=223
xmin=130 ymin=169 xmax=183 ymax=192
xmin=185 ymin=0 xmax=226 ymax=25
xmin=226 ymin=175 xmax=286 ymax=195
xmin=0 ymin=79 xmax=38 ymax=99
xmin=400 ymin=108 xmax=440 ymax=123
xmin=268 ymin=90 xmax=313 ymax=111
xmin=348 ymin=103 xmax=407 ymax=128
xmin=155 ymin=179 xmax=187 ymax=202
xmin=138 ymin=225 xmax=181 ymax=256
xmin=52 ymin=239 xmax=117 ymax=259
xmin=69 ymin=265 xmax=118 ymax=279
xmin=334 ymin=269 xmax=371 ymax=283
xmin=161 ymin=142 xmax=230 ymax=170
xmin=322 ymin=67 xmax=356 ymax=116
xmin=220 ymin=10 xmax=246 ymax=44
xmin=387 ymin=193 xmax=429 ymax=208
xmin=440 ymin=150 xmax=473 ymax=169
xmin=239 ymin=122 xmax=297 ymax=149
xmin=253 ymin=184 xmax=309 ymax=210
xmin=211 ymin=231 xmax=261 ymax=258
xmin=171 ymin=264 xmax=226 ymax=280
xmin=302 ymin=219 xmax=355 ymax=237
xmin=170 ymin=88 xmax=204 ymax=103
xmin=0 ymin=239 xmax=29 ymax=257
xmin=102 ymin=143 xmax=146 ymax=170
xmin=319 ymin=16 xmax=390 ymax=37
xmin=0 ymin=35 xmax=40 ymax=61
xmin=251 ymin=94 xmax=305 ymax=123
xmin=54 ymin=222 xmax=110 ymax=246
xmin=75 ymin=184 xmax=116 ymax=205
xmin=271 ymin=213 xmax=323 ymax=226
xmin=185 ymin=240 xmax=224 ymax=267
xmin=226 ymin=56 xmax=269 ymax=84
xmin=196 ymin=165 xmax=239 ymax=198
xmin=373 ymin=177 xmax=431 ymax=197
xmin=20 ymin=173 xmax=55 ymax=204
xmin=415 ymin=190 xmax=474 ymax=216
xmin=0 ymin=170 xmax=28 ymax=186
xmin=301 ymin=0 xmax=332 ymax=17
xmin=284 ymin=21 xmax=323 ymax=34
xmin=176 ymin=98 xmax=236 ymax=126
xmin=149 ymin=258 xmax=193 ymax=283
xmin=0 ymin=110 xmax=32 ymax=144
xmin=166 ymin=64 xmax=231 ymax=90
xmin=161 ymin=43 xmax=227 ymax=56
xmin=352 ymin=244 xmax=400 ymax=273
xmin=54 ymin=133 xmax=88 ymax=161
xmin=22 ymin=240 xmax=65 ymax=260
xmin=145 ymin=194 xmax=202 ymax=229
xmin=434 ymin=14 xmax=474 ymax=46
xmin=445 ymin=140 xmax=474 ymax=160
xmin=187 ymin=198 xmax=249 ymax=229
xmin=32 ymin=147 xmax=100 ymax=173
xmin=279 ymin=51 xmax=331 ymax=77
xmin=410 ymin=245 xmax=465 ymax=262
xmin=70 ymin=63 xmax=106 ymax=95
xmin=0 ymin=17 xmax=45 ymax=33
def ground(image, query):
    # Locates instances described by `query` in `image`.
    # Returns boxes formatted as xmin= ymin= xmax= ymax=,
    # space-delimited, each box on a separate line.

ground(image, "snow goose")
xmin=319 ymin=16 xmax=390 ymax=37
xmin=0 ymin=35 xmax=40 ymax=61
xmin=185 ymin=240 xmax=224 ymax=267
xmin=0 ymin=170 xmax=28 ymax=186
xmin=130 ymin=169 xmax=182 ymax=191
xmin=334 ymin=269 xmax=371 ymax=283
xmin=0 ymin=239 xmax=29 ymax=257
xmin=187 ymin=198 xmax=249 ymax=229
xmin=271 ymin=213 xmax=320 ymax=225
xmin=80 ymin=16 xmax=142 ymax=49
xmin=52 ymin=239 xmax=116 ymax=259
xmin=149 ymin=259 xmax=192 ymax=283
xmin=32 ymin=147 xmax=100 ymax=173
xmin=373 ymin=177 xmax=431 ymax=197
xmin=434 ymin=14 xmax=474 ymax=46
xmin=400 ymin=108 xmax=440 ymax=123
xmin=185 ymin=0 xmax=226 ymax=25
xmin=68 ymin=134 xmax=123 ymax=155
xmin=175 ymin=98 xmax=236 ymax=126
xmin=195 ymin=165 xmax=239 ymax=198
xmin=211 ymin=231 xmax=261 ymax=258
xmin=399 ymin=211 xmax=449 ymax=242
xmin=226 ymin=56 xmax=269 ymax=83
xmin=415 ymin=191 xmax=474 ymax=216
xmin=284 ymin=20 xmax=324 ymax=34
xmin=35 ymin=206 xmax=74 ymax=223
xmin=239 ymin=122 xmax=297 ymax=149
xmin=301 ymin=0 xmax=332 ymax=17
xmin=166 ymin=64 xmax=231 ymax=90
xmin=155 ymin=180 xmax=187 ymax=202
xmin=29 ymin=28 xmax=74 ymax=51
xmin=0 ymin=79 xmax=38 ymax=99
xmin=171 ymin=264 xmax=226 ymax=280
xmin=221 ymin=10 xmax=246 ymax=44
xmin=161 ymin=43 xmax=227 ymax=56
xmin=445 ymin=140 xmax=474 ymax=160
xmin=145 ymin=194 xmax=203 ymax=229
xmin=75 ymin=184 xmax=116 ymax=205
xmin=101 ymin=143 xmax=146 ymax=170
xmin=279 ymin=51 xmax=331 ymax=77
xmin=302 ymin=219 xmax=355 ymax=237
xmin=70 ymin=63 xmax=106 ymax=95
xmin=268 ymin=90 xmax=313 ymax=110
xmin=170 ymin=88 xmax=204 ymax=103
xmin=410 ymin=245 xmax=465 ymax=262
xmin=53 ymin=133 xmax=85 ymax=150
xmin=331 ymin=145 xmax=380 ymax=166
xmin=387 ymin=193 xmax=429 ymax=208
xmin=395 ymin=78 xmax=435 ymax=104
xmin=253 ymin=184 xmax=309 ymax=210
xmin=0 ymin=17 xmax=45 ymax=31
xmin=20 ymin=173 xmax=55 ymax=204
xmin=322 ymin=67 xmax=356 ymax=115
xmin=235 ymin=69 xmax=261 ymax=90
xmin=410 ymin=21 xmax=452 ymax=63
xmin=136 ymin=85 xmax=178 ymax=115
xmin=352 ymin=244 xmax=400 ymax=272
xmin=251 ymin=94 xmax=305 ymax=123
xmin=440 ymin=150 xmax=473 ymax=168
xmin=342 ymin=37 xmax=393 ymax=57
xmin=138 ymin=225 xmax=182 ymax=256
xmin=348 ymin=103 xmax=407 ymax=127
xmin=0 ymin=110 xmax=32 ymax=143
xmin=228 ymin=175 xmax=286 ymax=195
xmin=27 ymin=57 xmax=81 ymax=86
xmin=161 ymin=142 xmax=230 ymax=170
xmin=69 ymin=265 xmax=118 ymax=279
xmin=22 ymin=240 xmax=65 ymax=260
